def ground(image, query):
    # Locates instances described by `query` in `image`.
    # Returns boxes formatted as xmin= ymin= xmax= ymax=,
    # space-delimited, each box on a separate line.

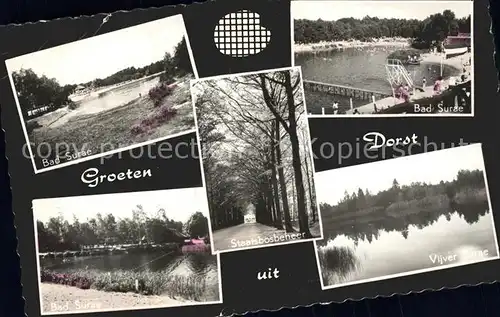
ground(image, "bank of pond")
xmin=39 ymin=240 xmax=211 ymax=260
xmin=40 ymin=251 xmax=219 ymax=302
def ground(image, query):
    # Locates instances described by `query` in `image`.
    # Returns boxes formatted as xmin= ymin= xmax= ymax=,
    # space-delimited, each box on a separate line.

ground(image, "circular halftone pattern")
xmin=214 ymin=10 xmax=272 ymax=58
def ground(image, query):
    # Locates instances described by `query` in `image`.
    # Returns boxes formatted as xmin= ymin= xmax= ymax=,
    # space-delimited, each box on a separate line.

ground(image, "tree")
xmin=160 ymin=52 xmax=176 ymax=84
xmin=185 ymin=212 xmax=209 ymax=238
xmin=172 ymin=38 xmax=193 ymax=75
xmin=293 ymin=11 xmax=471 ymax=50
xmin=12 ymin=68 xmax=74 ymax=117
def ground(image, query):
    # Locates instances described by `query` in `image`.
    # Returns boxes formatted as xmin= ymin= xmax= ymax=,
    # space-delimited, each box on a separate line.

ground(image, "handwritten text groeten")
xmin=81 ymin=167 xmax=152 ymax=188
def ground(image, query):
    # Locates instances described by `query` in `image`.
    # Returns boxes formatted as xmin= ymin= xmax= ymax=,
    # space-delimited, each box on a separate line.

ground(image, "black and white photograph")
xmin=191 ymin=67 xmax=322 ymax=253
xmin=5 ymin=14 xmax=198 ymax=173
xmin=292 ymin=1 xmax=473 ymax=116
xmin=33 ymin=187 xmax=222 ymax=315
xmin=314 ymin=144 xmax=499 ymax=289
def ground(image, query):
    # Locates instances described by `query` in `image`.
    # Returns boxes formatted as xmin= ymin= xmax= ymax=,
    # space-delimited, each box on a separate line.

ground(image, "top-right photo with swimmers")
xmin=292 ymin=1 xmax=473 ymax=117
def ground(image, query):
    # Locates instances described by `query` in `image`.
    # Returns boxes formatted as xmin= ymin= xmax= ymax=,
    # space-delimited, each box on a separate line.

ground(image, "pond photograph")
xmin=292 ymin=1 xmax=473 ymax=115
xmin=33 ymin=187 xmax=221 ymax=314
xmin=313 ymin=144 xmax=499 ymax=289
xmin=5 ymin=14 xmax=198 ymax=173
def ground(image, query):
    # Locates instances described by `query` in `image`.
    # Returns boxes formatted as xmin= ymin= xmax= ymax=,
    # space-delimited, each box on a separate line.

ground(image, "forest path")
xmin=212 ymin=222 xmax=302 ymax=252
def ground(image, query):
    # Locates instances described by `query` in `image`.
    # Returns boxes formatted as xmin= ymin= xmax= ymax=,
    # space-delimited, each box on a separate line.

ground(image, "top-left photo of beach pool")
xmin=5 ymin=14 xmax=199 ymax=173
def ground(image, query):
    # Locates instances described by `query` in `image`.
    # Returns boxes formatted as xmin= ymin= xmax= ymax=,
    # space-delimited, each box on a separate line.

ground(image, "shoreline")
xmin=420 ymin=51 xmax=471 ymax=73
xmin=294 ymin=38 xmax=409 ymax=54
xmin=41 ymin=283 xmax=192 ymax=313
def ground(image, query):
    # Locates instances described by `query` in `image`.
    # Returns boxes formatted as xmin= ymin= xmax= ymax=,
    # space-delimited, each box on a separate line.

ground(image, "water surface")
xmin=41 ymin=252 xmax=218 ymax=280
xmin=295 ymin=47 xmax=462 ymax=112
xmin=318 ymin=209 xmax=499 ymax=287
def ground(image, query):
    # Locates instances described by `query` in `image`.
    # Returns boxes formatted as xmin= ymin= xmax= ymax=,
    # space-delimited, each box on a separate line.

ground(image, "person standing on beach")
xmin=434 ymin=76 xmax=443 ymax=95
xmin=332 ymin=101 xmax=339 ymax=114
xmin=448 ymin=77 xmax=456 ymax=89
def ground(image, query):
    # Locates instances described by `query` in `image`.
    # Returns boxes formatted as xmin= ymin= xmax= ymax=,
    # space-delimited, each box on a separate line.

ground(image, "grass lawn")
xmin=29 ymin=76 xmax=195 ymax=158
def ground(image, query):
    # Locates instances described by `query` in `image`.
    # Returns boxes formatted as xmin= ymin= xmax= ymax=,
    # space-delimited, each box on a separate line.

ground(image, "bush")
xmin=26 ymin=120 xmax=42 ymax=134
xmin=68 ymin=101 xmax=79 ymax=110
xmin=41 ymin=270 xmax=92 ymax=289
xmin=130 ymin=124 xmax=144 ymax=135
xmin=157 ymin=104 xmax=178 ymax=122
xmin=41 ymin=268 xmax=209 ymax=301
xmin=148 ymin=83 xmax=175 ymax=107
xmin=130 ymin=105 xmax=178 ymax=135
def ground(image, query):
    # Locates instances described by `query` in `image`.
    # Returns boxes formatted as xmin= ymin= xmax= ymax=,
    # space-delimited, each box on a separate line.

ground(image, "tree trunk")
xmin=291 ymin=172 xmax=296 ymax=222
xmin=265 ymin=186 xmax=274 ymax=226
xmin=303 ymin=148 xmax=317 ymax=223
xmin=269 ymin=139 xmax=284 ymax=229
xmin=274 ymin=120 xmax=293 ymax=232
xmin=283 ymin=71 xmax=312 ymax=239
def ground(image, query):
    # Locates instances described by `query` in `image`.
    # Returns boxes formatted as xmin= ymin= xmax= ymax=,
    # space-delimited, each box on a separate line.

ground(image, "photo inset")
xmin=292 ymin=1 xmax=473 ymax=116
xmin=191 ymin=66 xmax=322 ymax=253
xmin=33 ymin=188 xmax=222 ymax=315
xmin=5 ymin=14 xmax=198 ymax=173
xmin=314 ymin=144 xmax=499 ymax=289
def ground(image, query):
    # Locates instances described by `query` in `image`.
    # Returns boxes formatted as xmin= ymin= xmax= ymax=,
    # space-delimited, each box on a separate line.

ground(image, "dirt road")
xmin=40 ymin=283 xmax=190 ymax=313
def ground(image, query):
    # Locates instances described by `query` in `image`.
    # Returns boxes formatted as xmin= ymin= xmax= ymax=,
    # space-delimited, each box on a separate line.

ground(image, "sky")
xmin=33 ymin=187 xmax=209 ymax=224
xmin=5 ymin=14 xmax=188 ymax=86
xmin=292 ymin=1 xmax=472 ymax=21
xmin=315 ymin=144 xmax=486 ymax=206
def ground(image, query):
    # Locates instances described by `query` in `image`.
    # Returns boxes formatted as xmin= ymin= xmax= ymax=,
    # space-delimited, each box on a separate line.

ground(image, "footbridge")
xmin=302 ymin=80 xmax=391 ymax=102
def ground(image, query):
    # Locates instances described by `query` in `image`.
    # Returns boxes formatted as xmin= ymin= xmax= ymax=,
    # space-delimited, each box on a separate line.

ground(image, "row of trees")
xmin=294 ymin=10 xmax=471 ymax=48
xmin=13 ymin=38 xmax=191 ymax=118
xmin=319 ymin=169 xmax=488 ymax=243
xmin=195 ymin=70 xmax=317 ymax=237
xmin=36 ymin=205 xmax=209 ymax=253
xmin=322 ymin=169 xmax=485 ymax=216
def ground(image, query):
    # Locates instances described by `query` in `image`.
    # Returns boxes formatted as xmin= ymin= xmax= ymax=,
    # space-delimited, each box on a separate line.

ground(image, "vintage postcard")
xmin=1 ymin=0 xmax=500 ymax=316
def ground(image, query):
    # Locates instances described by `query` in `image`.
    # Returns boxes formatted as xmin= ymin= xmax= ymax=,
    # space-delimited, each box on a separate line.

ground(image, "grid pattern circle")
xmin=214 ymin=10 xmax=272 ymax=58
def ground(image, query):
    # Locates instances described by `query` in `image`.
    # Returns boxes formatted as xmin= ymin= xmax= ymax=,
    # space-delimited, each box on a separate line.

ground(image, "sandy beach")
xmin=41 ymin=283 xmax=191 ymax=313
xmin=421 ymin=51 xmax=471 ymax=71
xmin=294 ymin=38 xmax=409 ymax=53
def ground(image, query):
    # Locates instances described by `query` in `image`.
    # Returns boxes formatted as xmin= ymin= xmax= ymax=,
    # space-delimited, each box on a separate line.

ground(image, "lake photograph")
xmin=33 ymin=187 xmax=221 ymax=314
xmin=5 ymin=14 xmax=198 ymax=173
xmin=292 ymin=1 xmax=473 ymax=115
xmin=313 ymin=144 xmax=499 ymax=289
xmin=192 ymin=67 xmax=321 ymax=253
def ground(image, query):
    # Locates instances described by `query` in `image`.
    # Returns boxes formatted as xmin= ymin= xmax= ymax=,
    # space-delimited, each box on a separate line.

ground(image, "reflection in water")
xmin=296 ymin=47 xmax=459 ymax=93
xmin=317 ymin=204 xmax=498 ymax=287
xmin=295 ymin=47 xmax=461 ymax=112
xmin=41 ymin=252 xmax=217 ymax=279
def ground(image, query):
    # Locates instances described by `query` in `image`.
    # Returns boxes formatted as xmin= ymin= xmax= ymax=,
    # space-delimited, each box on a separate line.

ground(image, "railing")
xmin=385 ymin=59 xmax=414 ymax=88
xmin=302 ymin=80 xmax=390 ymax=102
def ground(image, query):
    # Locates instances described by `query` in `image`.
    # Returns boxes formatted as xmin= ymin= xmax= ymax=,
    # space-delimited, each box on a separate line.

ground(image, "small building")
xmin=74 ymin=85 xmax=86 ymax=93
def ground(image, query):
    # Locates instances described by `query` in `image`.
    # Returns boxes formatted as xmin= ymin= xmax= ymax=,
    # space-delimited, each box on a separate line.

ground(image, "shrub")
xmin=157 ymin=104 xmax=178 ymax=122
xmin=148 ymin=83 xmax=175 ymax=107
xmin=68 ymin=101 xmax=79 ymax=110
xmin=40 ymin=268 xmax=209 ymax=301
xmin=26 ymin=120 xmax=42 ymax=134
xmin=131 ymin=105 xmax=178 ymax=136
xmin=130 ymin=124 xmax=144 ymax=135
